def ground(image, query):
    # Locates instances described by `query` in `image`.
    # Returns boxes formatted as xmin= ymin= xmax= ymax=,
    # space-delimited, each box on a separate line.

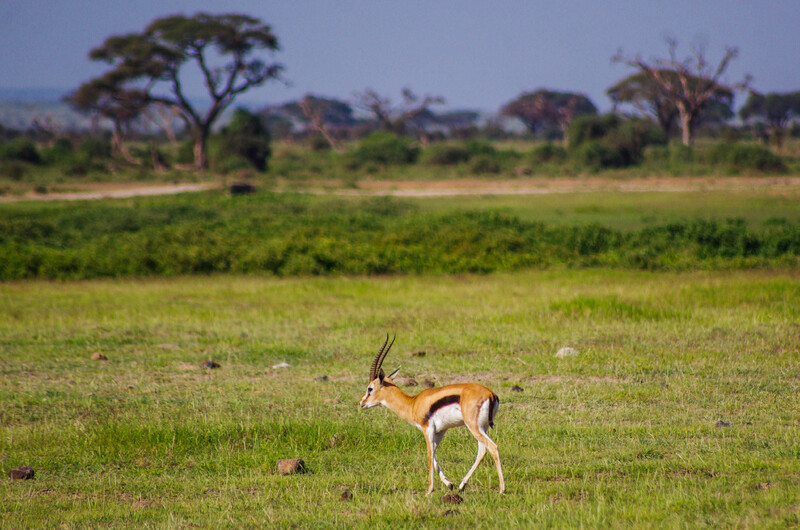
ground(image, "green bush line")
xmin=1 ymin=193 xmax=799 ymax=280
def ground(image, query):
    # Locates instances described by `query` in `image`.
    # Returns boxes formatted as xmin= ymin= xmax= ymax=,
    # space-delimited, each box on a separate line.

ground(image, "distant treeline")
xmin=1 ymin=193 xmax=798 ymax=281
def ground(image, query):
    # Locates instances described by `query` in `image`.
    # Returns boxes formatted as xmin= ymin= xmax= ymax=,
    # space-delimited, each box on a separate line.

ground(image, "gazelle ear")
xmin=387 ymin=367 xmax=401 ymax=380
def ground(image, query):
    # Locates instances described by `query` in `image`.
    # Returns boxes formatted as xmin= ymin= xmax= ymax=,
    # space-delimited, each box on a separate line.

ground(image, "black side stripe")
xmin=423 ymin=395 xmax=460 ymax=424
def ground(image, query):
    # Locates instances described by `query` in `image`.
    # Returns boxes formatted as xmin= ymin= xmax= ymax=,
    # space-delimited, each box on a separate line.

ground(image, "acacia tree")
xmin=66 ymin=72 xmax=148 ymax=163
xmin=613 ymin=38 xmax=748 ymax=146
xmin=353 ymin=88 xmax=445 ymax=143
xmin=82 ymin=13 xmax=282 ymax=169
xmin=739 ymin=91 xmax=800 ymax=150
xmin=607 ymin=71 xmax=734 ymax=138
xmin=500 ymin=89 xmax=597 ymax=145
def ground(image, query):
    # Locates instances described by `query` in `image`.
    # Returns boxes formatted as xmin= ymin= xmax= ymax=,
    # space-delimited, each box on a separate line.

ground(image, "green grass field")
xmin=2 ymin=188 xmax=799 ymax=280
xmin=2 ymin=269 xmax=799 ymax=527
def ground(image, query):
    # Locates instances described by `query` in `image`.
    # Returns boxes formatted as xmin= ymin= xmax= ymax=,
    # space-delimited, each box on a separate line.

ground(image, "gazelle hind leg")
xmin=458 ymin=440 xmax=487 ymax=491
xmin=484 ymin=432 xmax=505 ymax=493
xmin=462 ymin=398 xmax=505 ymax=493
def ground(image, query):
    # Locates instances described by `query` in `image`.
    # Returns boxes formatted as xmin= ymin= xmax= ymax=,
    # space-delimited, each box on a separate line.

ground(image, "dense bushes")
xmin=568 ymin=114 xmax=667 ymax=169
xmin=1 ymin=192 xmax=797 ymax=280
xmin=702 ymin=143 xmax=786 ymax=173
xmin=0 ymin=137 xmax=41 ymax=164
xmin=352 ymin=131 xmax=419 ymax=166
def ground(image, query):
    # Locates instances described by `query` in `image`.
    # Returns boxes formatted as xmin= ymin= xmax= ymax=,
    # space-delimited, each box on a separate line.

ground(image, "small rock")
xmin=91 ymin=353 xmax=108 ymax=361
xmin=272 ymin=362 xmax=290 ymax=369
xmin=277 ymin=458 xmax=306 ymax=475
xmin=511 ymin=385 xmax=524 ymax=392
xmin=555 ymin=347 xmax=579 ymax=358
xmin=410 ymin=350 xmax=426 ymax=357
xmin=201 ymin=360 xmax=220 ymax=369
xmin=229 ymin=182 xmax=256 ymax=195
xmin=9 ymin=466 xmax=34 ymax=480
xmin=443 ymin=509 xmax=457 ymax=517
xmin=313 ymin=375 xmax=329 ymax=382
xmin=442 ymin=492 xmax=463 ymax=504
xmin=340 ymin=489 xmax=352 ymax=501
xmin=401 ymin=378 xmax=418 ymax=387
xmin=716 ymin=420 xmax=732 ymax=428
xmin=422 ymin=379 xmax=435 ymax=389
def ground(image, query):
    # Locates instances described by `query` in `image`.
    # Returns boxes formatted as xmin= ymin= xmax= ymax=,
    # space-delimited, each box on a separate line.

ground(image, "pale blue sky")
xmin=1 ymin=1 xmax=798 ymax=111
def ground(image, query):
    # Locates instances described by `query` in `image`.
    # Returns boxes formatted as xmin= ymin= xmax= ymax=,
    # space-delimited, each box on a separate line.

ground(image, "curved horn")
xmin=377 ymin=333 xmax=396 ymax=379
xmin=369 ymin=334 xmax=390 ymax=381
xmin=369 ymin=333 xmax=396 ymax=381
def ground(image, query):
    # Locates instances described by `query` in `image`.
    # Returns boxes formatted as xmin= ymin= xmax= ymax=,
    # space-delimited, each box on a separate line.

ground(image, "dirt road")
xmin=2 ymin=176 xmax=799 ymax=203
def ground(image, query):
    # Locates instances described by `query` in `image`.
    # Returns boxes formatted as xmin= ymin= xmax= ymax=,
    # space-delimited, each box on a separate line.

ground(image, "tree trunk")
xmin=679 ymin=110 xmax=693 ymax=147
xmin=112 ymin=122 xmax=138 ymax=164
xmin=193 ymin=127 xmax=209 ymax=170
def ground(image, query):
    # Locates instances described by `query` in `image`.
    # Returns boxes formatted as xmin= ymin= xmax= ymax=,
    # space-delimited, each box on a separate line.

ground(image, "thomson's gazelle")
xmin=359 ymin=334 xmax=505 ymax=494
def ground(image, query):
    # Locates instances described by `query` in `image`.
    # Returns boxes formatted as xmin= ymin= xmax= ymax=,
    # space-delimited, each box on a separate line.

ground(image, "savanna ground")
xmin=1 ymin=181 xmax=799 ymax=528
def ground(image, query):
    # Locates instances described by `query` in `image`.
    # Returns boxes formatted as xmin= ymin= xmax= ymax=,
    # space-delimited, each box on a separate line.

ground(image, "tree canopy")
xmin=80 ymin=12 xmax=282 ymax=169
xmin=739 ymin=91 xmax=800 ymax=149
xmin=65 ymin=72 xmax=148 ymax=162
xmin=500 ymin=89 xmax=597 ymax=143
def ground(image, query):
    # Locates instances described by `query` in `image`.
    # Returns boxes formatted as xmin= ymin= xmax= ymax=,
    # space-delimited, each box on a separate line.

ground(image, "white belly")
xmin=429 ymin=403 xmax=464 ymax=433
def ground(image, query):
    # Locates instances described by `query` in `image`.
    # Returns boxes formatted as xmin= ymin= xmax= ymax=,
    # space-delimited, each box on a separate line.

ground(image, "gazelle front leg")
xmin=431 ymin=430 xmax=453 ymax=490
xmin=424 ymin=430 xmax=436 ymax=495
xmin=425 ymin=427 xmax=453 ymax=494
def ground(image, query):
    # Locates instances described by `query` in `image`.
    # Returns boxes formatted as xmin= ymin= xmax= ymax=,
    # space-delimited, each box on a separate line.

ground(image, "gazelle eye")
xmin=367 ymin=387 xmax=373 ymax=394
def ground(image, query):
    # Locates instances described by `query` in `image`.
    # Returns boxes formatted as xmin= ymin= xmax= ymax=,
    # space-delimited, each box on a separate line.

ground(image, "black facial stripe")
xmin=424 ymin=395 xmax=460 ymax=424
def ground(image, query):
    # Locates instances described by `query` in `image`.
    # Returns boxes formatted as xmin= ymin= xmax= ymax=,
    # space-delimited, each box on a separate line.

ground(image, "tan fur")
xmin=361 ymin=377 xmax=505 ymax=494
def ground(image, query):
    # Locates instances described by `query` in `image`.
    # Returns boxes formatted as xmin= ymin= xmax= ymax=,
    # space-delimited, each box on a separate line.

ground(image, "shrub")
xmin=176 ymin=140 xmax=195 ymax=165
xmin=78 ymin=137 xmax=112 ymax=160
xmin=669 ymin=144 xmax=694 ymax=164
xmin=0 ymin=137 xmax=40 ymax=164
xmin=0 ymin=161 xmax=26 ymax=181
xmin=219 ymin=108 xmax=271 ymax=171
xmin=421 ymin=143 xmax=470 ymax=166
xmin=703 ymin=143 xmax=786 ymax=173
xmin=469 ymin=154 xmax=501 ymax=174
xmin=573 ymin=140 xmax=625 ymax=170
xmin=308 ymin=135 xmax=332 ymax=152
xmin=352 ymin=131 xmax=418 ymax=166
xmin=215 ymin=155 xmax=254 ymax=174
xmin=464 ymin=140 xmax=497 ymax=158
xmin=605 ymin=118 xmax=667 ymax=165
xmin=568 ymin=114 xmax=621 ymax=148
xmin=568 ymin=114 xmax=665 ymax=167
xmin=530 ymin=143 xmax=567 ymax=163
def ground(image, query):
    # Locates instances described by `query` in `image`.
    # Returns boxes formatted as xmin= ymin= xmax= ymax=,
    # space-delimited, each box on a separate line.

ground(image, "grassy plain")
xmin=1 ymin=269 xmax=799 ymax=527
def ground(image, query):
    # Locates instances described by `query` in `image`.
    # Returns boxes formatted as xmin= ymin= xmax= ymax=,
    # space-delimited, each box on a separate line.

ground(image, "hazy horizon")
xmin=2 ymin=1 xmax=799 ymax=113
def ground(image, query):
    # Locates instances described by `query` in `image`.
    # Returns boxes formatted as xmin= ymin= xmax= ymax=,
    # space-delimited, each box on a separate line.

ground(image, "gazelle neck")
xmin=380 ymin=383 xmax=418 ymax=426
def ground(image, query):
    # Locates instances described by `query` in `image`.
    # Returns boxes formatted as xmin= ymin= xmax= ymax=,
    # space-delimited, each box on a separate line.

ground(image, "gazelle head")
xmin=360 ymin=333 xmax=400 ymax=409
